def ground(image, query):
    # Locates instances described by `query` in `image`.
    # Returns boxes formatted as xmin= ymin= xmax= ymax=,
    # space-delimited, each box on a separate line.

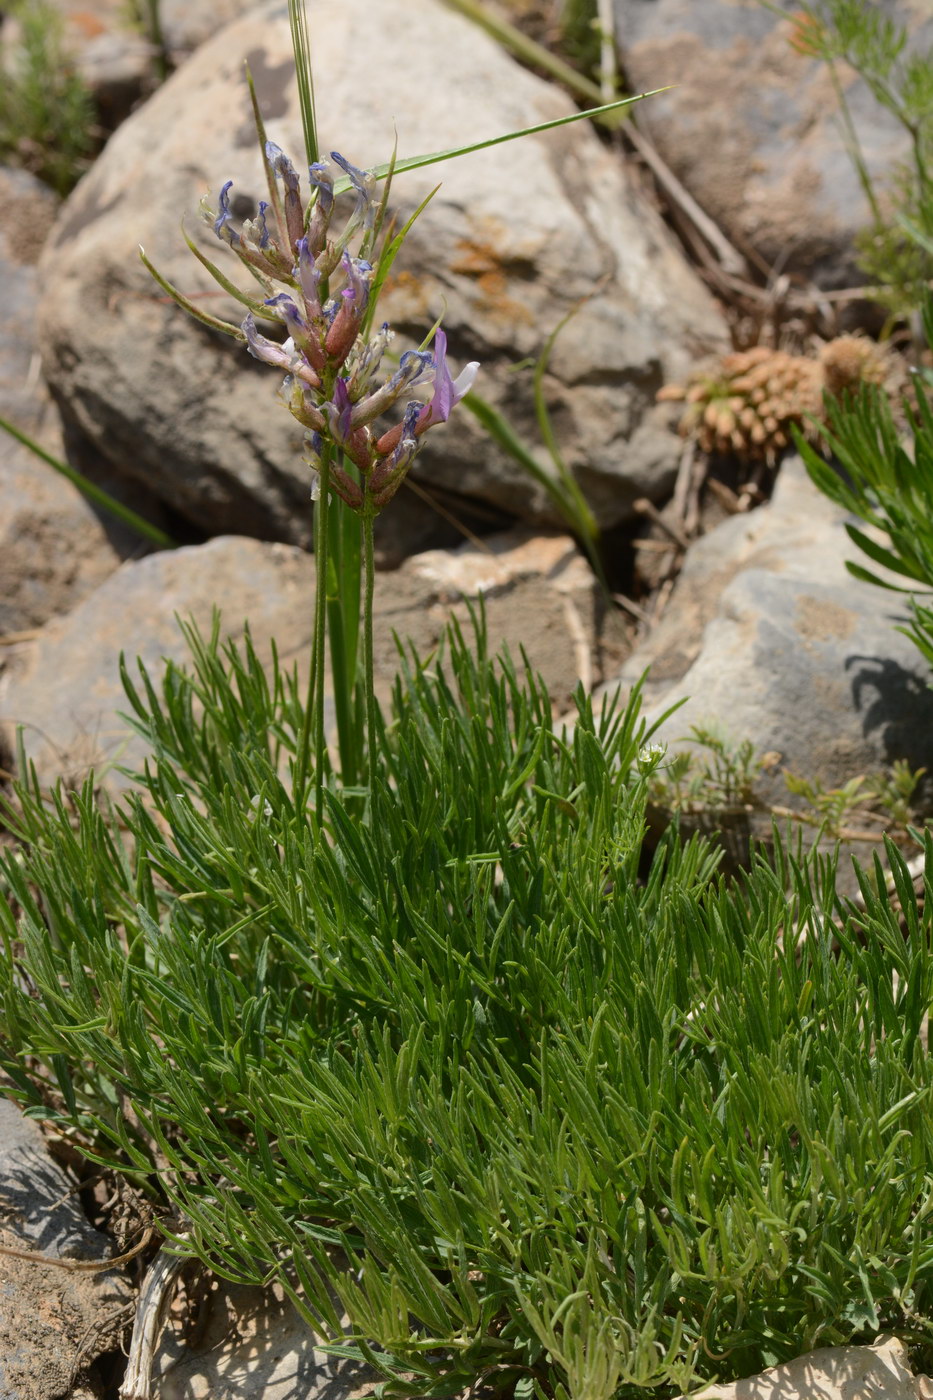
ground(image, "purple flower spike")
xmin=419 ymin=329 xmax=480 ymax=429
xmin=213 ymin=181 xmax=240 ymax=246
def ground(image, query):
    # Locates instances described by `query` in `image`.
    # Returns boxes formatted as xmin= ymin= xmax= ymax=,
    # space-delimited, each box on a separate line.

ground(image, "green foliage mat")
xmin=3 ymin=616 xmax=933 ymax=1397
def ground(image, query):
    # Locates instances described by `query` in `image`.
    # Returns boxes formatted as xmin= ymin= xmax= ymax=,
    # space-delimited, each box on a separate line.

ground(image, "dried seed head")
xmin=656 ymin=336 xmax=903 ymax=465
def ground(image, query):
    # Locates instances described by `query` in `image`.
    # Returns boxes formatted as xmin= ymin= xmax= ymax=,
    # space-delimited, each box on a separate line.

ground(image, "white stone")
xmin=676 ymin=1335 xmax=930 ymax=1400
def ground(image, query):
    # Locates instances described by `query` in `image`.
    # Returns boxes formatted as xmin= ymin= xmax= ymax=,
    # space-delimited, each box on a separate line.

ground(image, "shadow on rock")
xmin=847 ymin=652 xmax=933 ymax=775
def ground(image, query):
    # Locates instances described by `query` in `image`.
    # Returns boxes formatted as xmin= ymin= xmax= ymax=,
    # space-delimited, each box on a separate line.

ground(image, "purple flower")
xmin=266 ymin=142 xmax=300 ymax=194
xmin=349 ymin=321 xmax=393 ymax=396
xmin=418 ymin=329 xmax=479 ymax=429
xmin=265 ymin=292 xmax=308 ymax=342
xmin=295 ymin=238 xmax=323 ymax=319
xmin=266 ymin=142 xmax=303 ymax=250
xmin=242 ymin=200 xmax=271 ymax=250
xmin=331 ymin=151 xmax=376 ymax=229
xmin=348 ymin=348 xmax=432 ymax=428
xmin=308 ymin=161 xmax=334 ymax=216
xmin=370 ymin=401 xmax=422 ymax=505
xmin=323 ymin=377 xmax=354 ymax=442
xmin=242 ymin=314 xmax=300 ymax=370
xmin=340 ymin=254 xmax=372 ymax=315
xmin=213 ymin=181 xmax=240 ymax=247
xmin=393 ymin=401 xmax=421 ymax=459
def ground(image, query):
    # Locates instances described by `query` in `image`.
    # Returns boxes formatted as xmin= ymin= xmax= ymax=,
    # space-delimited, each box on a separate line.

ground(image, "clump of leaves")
xmin=784 ymin=761 xmax=927 ymax=843
xmin=649 ymin=725 xmax=771 ymax=815
xmin=797 ymin=313 xmax=933 ymax=674
xmin=5 ymin=616 xmax=933 ymax=1397
xmin=0 ymin=0 xmax=96 ymax=195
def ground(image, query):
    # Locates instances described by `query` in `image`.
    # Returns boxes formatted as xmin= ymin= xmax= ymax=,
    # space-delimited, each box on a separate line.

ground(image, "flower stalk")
xmin=191 ymin=137 xmax=478 ymax=814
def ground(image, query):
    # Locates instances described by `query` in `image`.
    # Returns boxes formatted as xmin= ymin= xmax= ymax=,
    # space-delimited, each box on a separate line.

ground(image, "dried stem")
xmin=118 ymin=1241 xmax=188 ymax=1400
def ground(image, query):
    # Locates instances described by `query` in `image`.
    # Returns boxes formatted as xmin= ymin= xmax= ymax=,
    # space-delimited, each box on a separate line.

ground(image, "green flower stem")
xmin=361 ymin=493 xmax=379 ymax=813
xmin=326 ymin=488 xmax=363 ymax=790
xmin=295 ymin=439 xmax=332 ymax=818
xmin=313 ymin=444 xmax=333 ymax=821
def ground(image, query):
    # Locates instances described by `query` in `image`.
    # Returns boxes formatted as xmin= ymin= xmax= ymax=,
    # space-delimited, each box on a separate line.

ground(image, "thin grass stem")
xmin=0 ymin=413 xmax=174 ymax=548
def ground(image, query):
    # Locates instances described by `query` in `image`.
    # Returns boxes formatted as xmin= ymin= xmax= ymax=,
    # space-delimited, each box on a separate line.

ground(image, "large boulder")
xmin=616 ymin=456 xmax=933 ymax=798
xmin=38 ymin=0 xmax=726 ymax=551
xmin=613 ymin=0 xmax=933 ymax=289
xmin=0 ymin=166 xmax=124 ymax=636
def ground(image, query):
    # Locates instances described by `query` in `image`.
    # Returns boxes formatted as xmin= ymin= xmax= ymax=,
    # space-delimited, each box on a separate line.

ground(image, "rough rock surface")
xmin=613 ymin=0 xmax=933 ymax=288
xmin=155 ymin=1282 xmax=376 ymax=1400
xmin=615 ymin=456 xmax=933 ymax=798
xmin=36 ymin=0 xmax=256 ymax=70
xmin=157 ymin=0 xmax=259 ymax=62
xmin=676 ymin=1334 xmax=931 ymax=1400
xmin=0 ymin=1099 xmax=131 ymax=1400
xmin=0 ymin=529 xmax=603 ymax=790
xmin=0 ymin=166 xmax=126 ymax=637
xmin=153 ymin=1301 xmax=931 ymax=1400
xmin=30 ymin=0 xmax=258 ymax=115
xmin=38 ymin=0 xmax=726 ymax=550
xmin=0 ymin=536 xmax=315 ymax=787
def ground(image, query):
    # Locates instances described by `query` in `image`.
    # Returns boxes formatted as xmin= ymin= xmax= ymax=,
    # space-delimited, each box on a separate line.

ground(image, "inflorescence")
xmin=202 ymin=144 xmax=479 ymax=511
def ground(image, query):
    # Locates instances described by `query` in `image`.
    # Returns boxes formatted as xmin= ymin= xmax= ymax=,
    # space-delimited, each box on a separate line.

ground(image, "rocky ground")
xmin=3 ymin=0 xmax=933 ymax=1395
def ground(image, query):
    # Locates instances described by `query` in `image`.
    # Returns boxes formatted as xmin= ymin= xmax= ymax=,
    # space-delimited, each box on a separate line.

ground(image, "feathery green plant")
xmin=773 ymin=0 xmax=933 ymax=321
xmin=796 ymin=300 xmax=933 ymax=672
xmin=6 ymin=617 xmax=933 ymax=1395
xmin=0 ymin=0 xmax=95 ymax=195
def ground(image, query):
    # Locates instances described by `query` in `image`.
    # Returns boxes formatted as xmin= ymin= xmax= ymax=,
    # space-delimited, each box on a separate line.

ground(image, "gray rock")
xmin=76 ymin=30 xmax=160 ymax=125
xmin=24 ymin=0 xmax=246 ymax=72
xmin=38 ymin=0 xmax=726 ymax=550
xmin=154 ymin=1281 xmax=376 ymax=1400
xmin=675 ymin=1334 xmax=931 ymax=1400
xmin=0 ymin=1099 xmax=131 ymax=1400
xmin=0 ymin=528 xmax=604 ymax=791
xmin=0 ymin=166 xmax=123 ymax=636
xmin=0 ymin=536 xmax=316 ymax=788
xmin=617 ymin=455 xmax=933 ymax=798
xmin=157 ymin=0 xmax=258 ymax=63
xmin=613 ymin=0 xmax=933 ymax=288
xmin=0 ymin=167 xmax=59 ymax=432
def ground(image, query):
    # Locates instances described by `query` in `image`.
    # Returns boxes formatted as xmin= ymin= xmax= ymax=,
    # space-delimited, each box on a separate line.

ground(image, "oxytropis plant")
xmin=147 ymin=112 xmax=479 ymax=805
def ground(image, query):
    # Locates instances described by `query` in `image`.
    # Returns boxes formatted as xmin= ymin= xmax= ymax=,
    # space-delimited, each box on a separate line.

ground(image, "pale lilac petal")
xmin=242 ymin=314 xmax=294 ymax=369
xmin=418 ymin=329 xmax=479 ymax=429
